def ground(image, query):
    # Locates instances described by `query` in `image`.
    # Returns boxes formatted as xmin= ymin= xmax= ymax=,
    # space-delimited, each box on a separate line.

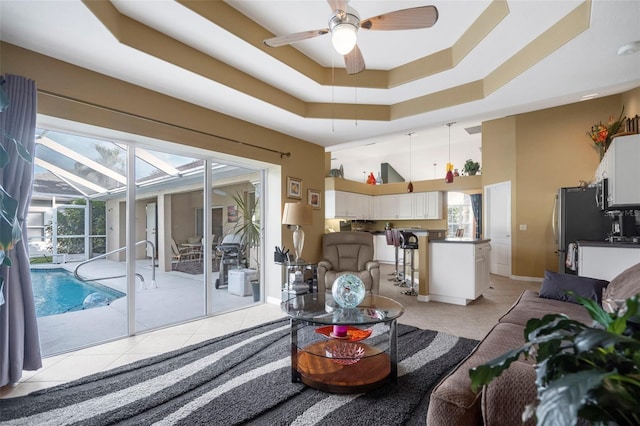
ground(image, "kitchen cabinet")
xmin=606 ymin=134 xmax=640 ymax=208
xmin=373 ymin=234 xmax=403 ymax=264
xmin=325 ymin=190 xmax=372 ymax=219
xmin=578 ymin=244 xmax=640 ymax=281
xmin=595 ymin=134 xmax=640 ymax=208
xmin=413 ymin=191 xmax=443 ymax=219
xmin=327 ymin=190 xmax=443 ymax=220
xmin=428 ymin=240 xmax=491 ymax=305
xmin=373 ymin=193 xmax=413 ymax=220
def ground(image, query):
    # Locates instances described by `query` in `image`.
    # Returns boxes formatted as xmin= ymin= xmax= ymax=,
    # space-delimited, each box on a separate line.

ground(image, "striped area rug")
xmin=0 ymin=319 xmax=478 ymax=425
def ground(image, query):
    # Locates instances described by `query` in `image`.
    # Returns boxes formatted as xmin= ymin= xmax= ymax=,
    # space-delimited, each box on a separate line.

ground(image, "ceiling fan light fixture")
xmin=329 ymin=13 xmax=359 ymax=55
xmin=331 ymin=23 xmax=357 ymax=54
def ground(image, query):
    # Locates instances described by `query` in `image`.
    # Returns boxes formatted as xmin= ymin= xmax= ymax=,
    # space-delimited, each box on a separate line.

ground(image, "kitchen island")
xmin=428 ymin=238 xmax=491 ymax=305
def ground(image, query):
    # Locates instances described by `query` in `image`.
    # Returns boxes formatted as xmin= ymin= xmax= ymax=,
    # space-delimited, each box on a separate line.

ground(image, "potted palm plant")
xmin=230 ymin=191 xmax=261 ymax=301
xmin=469 ymin=295 xmax=640 ymax=425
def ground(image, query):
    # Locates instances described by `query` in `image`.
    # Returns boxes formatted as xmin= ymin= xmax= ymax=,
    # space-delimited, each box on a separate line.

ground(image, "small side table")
xmin=276 ymin=260 xmax=317 ymax=300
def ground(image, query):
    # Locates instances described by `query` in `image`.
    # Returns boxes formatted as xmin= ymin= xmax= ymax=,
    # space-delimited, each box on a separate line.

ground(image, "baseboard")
xmin=266 ymin=296 xmax=281 ymax=305
xmin=429 ymin=294 xmax=471 ymax=306
xmin=510 ymin=275 xmax=543 ymax=282
xmin=416 ymin=295 xmax=431 ymax=302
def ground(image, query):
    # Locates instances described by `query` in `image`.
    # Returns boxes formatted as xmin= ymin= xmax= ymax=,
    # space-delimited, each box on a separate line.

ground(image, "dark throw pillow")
xmin=539 ymin=270 xmax=609 ymax=305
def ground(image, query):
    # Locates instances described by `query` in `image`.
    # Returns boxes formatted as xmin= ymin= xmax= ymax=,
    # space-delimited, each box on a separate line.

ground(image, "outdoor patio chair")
xmin=171 ymin=238 xmax=199 ymax=263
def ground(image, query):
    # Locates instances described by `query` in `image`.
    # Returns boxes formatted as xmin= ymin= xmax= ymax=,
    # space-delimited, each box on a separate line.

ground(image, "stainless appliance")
xmin=595 ymin=178 xmax=608 ymax=210
xmin=554 ymin=186 xmax=611 ymax=274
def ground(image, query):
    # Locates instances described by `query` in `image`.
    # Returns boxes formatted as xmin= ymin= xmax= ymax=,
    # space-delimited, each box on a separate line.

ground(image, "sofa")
xmin=426 ymin=263 xmax=640 ymax=425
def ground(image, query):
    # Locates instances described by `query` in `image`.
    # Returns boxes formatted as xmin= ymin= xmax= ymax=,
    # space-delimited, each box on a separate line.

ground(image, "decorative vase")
xmin=332 ymin=274 xmax=366 ymax=308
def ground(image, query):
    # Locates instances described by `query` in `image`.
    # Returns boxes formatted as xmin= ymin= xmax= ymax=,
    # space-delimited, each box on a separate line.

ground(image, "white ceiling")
xmin=1 ymin=0 xmax=639 ymax=182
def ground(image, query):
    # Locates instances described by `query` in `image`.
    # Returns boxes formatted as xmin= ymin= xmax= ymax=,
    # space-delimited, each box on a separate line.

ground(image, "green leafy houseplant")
xmin=230 ymin=191 xmax=260 ymax=271
xmin=462 ymin=159 xmax=480 ymax=175
xmin=469 ymin=295 xmax=640 ymax=425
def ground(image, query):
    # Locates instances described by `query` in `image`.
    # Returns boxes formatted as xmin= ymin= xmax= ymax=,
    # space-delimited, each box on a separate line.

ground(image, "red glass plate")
xmin=315 ymin=325 xmax=372 ymax=342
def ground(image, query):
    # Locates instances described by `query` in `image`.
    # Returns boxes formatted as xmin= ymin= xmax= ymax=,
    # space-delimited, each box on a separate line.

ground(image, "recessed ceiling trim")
xmin=181 ymin=0 xmax=509 ymax=90
xmin=83 ymin=0 xmax=307 ymax=117
xmin=83 ymin=0 xmax=591 ymax=123
xmin=389 ymin=0 xmax=509 ymax=88
xmin=484 ymin=0 xmax=592 ymax=95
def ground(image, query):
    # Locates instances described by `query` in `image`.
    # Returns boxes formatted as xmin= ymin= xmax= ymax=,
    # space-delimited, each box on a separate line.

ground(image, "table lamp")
xmin=282 ymin=202 xmax=313 ymax=262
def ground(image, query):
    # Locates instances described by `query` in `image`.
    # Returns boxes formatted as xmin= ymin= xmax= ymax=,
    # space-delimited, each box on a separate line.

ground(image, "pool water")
xmin=31 ymin=269 xmax=126 ymax=317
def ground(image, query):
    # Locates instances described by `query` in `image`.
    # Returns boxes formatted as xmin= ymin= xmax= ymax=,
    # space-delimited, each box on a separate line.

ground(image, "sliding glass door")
xmin=31 ymin=125 xmax=264 ymax=355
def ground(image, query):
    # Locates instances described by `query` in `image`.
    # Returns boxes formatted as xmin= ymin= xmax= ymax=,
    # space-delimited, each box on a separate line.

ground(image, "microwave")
xmin=596 ymin=178 xmax=608 ymax=211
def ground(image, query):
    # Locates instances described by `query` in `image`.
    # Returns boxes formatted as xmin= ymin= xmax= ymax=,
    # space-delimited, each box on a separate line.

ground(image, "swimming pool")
xmin=31 ymin=269 xmax=126 ymax=317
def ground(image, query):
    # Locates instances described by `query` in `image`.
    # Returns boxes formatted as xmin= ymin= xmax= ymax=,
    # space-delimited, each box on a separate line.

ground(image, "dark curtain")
xmin=470 ymin=194 xmax=482 ymax=239
xmin=0 ymin=74 xmax=42 ymax=386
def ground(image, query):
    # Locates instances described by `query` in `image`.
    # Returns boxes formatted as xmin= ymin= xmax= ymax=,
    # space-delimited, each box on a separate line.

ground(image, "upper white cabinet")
xmin=373 ymin=193 xmax=413 ymax=220
xmin=328 ymin=190 xmax=444 ymax=220
xmin=413 ymin=191 xmax=443 ymax=219
xmin=324 ymin=189 xmax=442 ymax=220
xmin=604 ymin=134 xmax=640 ymax=208
xmin=325 ymin=190 xmax=373 ymax=219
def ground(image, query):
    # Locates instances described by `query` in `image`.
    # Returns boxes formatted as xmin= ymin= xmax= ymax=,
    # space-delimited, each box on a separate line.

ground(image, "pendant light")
xmin=406 ymin=132 xmax=414 ymax=192
xmin=445 ymin=122 xmax=455 ymax=184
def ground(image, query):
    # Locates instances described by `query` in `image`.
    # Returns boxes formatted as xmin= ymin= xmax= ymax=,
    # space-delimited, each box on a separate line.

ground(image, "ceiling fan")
xmin=263 ymin=0 xmax=439 ymax=75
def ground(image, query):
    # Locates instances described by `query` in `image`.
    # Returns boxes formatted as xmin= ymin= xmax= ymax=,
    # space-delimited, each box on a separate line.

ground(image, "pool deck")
xmin=32 ymin=258 xmax=258 ymax=356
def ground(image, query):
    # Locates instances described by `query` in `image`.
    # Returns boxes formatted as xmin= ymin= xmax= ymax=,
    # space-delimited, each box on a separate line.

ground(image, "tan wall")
xmin=3 ymin=42 xmax=639 ymax=278
xmin=484 ymin=91 xmax=639 ymax=278
xmin=1 ymin=42 xmax=326 ymax=263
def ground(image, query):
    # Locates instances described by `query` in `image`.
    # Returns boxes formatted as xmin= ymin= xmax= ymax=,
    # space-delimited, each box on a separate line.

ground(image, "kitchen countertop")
xmin=578 ymin=240 xmax=640 ymax=248
xmin=430 ymin=238 xmax=491 ymax=244
xmin=366 ymin=229 xmax=442 ymax=235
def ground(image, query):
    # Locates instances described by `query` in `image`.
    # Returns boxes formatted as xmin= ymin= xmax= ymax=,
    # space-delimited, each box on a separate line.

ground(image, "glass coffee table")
xmin=282 ymin=293 xmax=405 ymax=393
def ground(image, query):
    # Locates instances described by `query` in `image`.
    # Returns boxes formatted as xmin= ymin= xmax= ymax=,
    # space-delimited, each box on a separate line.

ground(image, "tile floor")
xmin=0 ymin=264 xmax=541 ymax=399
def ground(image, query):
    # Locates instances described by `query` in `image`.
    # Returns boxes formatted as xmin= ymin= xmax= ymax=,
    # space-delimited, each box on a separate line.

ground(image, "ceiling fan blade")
xmin=327 ymin=0 xmax=347 ymax=13
xmin=264 ymin=29 xmax=329 ymax=47
xmin=344 ymin=45 xmax=365 ymax=75
xmin=360 ymin=5 xmax=438 ymax=31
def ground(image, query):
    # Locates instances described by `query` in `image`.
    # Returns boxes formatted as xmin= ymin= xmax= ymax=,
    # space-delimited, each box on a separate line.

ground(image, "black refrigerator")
xmin=555 ymin=186 xmax=611 ymax=274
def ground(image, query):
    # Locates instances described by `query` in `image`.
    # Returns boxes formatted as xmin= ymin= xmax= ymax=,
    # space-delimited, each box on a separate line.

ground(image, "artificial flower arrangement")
xmin=587 ymin=107 xmax=626 ymax=159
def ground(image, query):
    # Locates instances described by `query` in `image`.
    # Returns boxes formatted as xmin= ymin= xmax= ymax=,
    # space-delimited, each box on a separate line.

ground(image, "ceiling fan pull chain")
xmin=331 ymin=54 xmax=335 ymax=133
xmin=354 ymin=74 xmax=358 ymax=127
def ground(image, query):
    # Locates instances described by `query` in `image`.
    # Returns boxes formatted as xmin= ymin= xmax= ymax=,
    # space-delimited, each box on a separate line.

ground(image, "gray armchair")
xmin=317 ymin=232 xmax=380 ymax=295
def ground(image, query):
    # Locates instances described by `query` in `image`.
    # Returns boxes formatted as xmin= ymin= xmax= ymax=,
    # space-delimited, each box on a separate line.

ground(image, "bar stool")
xmin=400 ymin=231 xmax=418 ymax=296
xmin=387 ymin=229 xmax=403 ymax=285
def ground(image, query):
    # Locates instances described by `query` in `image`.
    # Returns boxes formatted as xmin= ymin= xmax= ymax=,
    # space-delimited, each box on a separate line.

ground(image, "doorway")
xmin=485 ymin=181 xmax=512 ymax=277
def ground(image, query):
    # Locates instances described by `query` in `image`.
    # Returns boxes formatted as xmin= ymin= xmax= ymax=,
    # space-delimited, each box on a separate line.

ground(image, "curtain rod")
xmin=37 ymin=89 xmax=292 ymax=159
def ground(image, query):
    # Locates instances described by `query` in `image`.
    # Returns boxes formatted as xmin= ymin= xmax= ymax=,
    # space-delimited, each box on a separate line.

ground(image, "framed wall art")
xmin=227 ymin=205 xmax=238 ymax=223
xmin=308 ymin=188 xmax=321 ymax=209
xmin=287 ymin=176 xmax=302 ymax=199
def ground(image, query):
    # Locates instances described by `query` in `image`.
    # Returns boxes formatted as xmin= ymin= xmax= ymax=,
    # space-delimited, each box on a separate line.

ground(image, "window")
xmin=447 ymin=192 xmax=473 ymax=237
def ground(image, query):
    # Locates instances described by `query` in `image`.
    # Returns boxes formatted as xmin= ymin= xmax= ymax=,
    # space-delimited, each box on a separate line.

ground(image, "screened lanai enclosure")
xmin=28 ymin=126 xmax=265 ymax=356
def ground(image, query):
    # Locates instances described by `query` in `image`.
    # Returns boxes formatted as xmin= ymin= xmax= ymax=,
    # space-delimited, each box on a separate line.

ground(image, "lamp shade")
xmin=282 ymin=202 xmax=313 ymax=226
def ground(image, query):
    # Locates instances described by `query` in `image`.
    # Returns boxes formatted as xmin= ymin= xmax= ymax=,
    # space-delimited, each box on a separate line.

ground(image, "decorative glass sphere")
xmin=332 ymin=274 xmax=366 ymax=308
